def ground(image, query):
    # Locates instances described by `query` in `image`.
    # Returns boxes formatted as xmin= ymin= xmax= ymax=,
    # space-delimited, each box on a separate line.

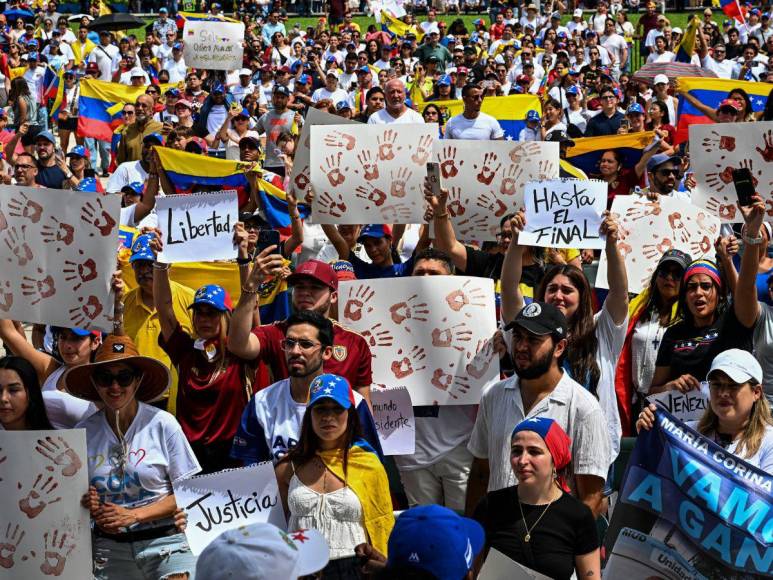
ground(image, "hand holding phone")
xmin=255 ymin=229 xmax=281 ymax=256
xmin=426 ymin=162 xmax=442 ymax=197
xmin=732 ymin=167 xmax=755 ymax=207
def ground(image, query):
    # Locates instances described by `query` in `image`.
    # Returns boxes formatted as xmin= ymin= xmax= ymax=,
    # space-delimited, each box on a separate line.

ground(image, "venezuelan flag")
xmin=416 ymin=94 xmax=541 ymax=140
xmin=719 ymin=0 xmax=745 ymax=23
xmin=675 ymin=77 xmax=768 ymax=143
xmin=154 ymin=146 xmax=309 ymax=228
xmin=565 ymin=131 xmax=656 ymax=176
xmin=380 ymin=10 xmax=423 ymax=42
xmin=45 ymin=66 xmax=66 ymax=121
xmin=78 ymin=79 xmax=183 ymax=141
xmin=675 ymin=15 xmax=699 ymax=63
xmin=175 ymin=11 xmax=241 ymax=28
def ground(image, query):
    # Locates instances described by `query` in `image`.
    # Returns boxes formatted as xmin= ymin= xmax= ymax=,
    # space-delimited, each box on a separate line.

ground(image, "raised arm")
xmin=321 ymin=224 xmax=350 ymax=260
xmin=600 ymin=211 xmax=629 ymax=325
xmin=0 ymin=318 xmax=57 ymax=382
xmin=282 ymin=193 xmax=304 ymax=257
xmin=735 ymin=196 xmax=765 ymax=328
xmin=682 ymin=92 xmax=718 ymax=122
xmin=424 ymin=180 xmax=469 ymax=271
xmin=500 ymin=212 xmax=527 ymax=323
xmin=149 ymin=231 xmax=178 ymax=342
xmin=134 ymin=152 xmax=161 ymax=224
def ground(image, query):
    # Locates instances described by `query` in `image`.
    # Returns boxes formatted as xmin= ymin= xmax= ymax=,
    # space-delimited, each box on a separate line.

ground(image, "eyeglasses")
xmin=93 ymin=369 xmax=138 ymax=388
xmin=123 ymin=110 xmax=135 ymax=115
xmin=146 ymin=89 xmax=159 ymax=95
xmin=280 ymin=338 xmax=321 ymax=351
xmin=657 ymin=168 xmax=680 ymax=177
xmin=686 ymin=281 xmax=714 ymax=292
xmin=13 ymin=163 xmax=33 ymax=170
xmin=601 ymin=95 xmax=616 ymax=100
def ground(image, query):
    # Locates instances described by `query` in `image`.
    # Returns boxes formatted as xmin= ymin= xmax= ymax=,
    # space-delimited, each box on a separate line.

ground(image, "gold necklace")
xmin=517 ymin=489 xmax=558 ymax=543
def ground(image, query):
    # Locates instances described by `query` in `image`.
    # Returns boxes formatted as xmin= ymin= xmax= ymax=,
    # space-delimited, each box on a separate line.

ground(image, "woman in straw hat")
xmin=70 ymin=335 xmax=200 ymax=580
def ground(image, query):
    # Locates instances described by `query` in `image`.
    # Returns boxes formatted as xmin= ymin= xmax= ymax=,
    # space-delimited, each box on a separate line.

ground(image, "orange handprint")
xmin=474 ymin=152 xmax=501 ymax=185
xmin=40 ymin=528 xmax=75 ymax=576
xmin=18 ymin=474 xmax=61 ymax=519
xmin=376 ymin=128 xmax=399 ymax=160
xmin=411 ymin=135 xmax=433 ymax=165
xmin=355 ymin=184 xmax=387 ymax=208
xmin=360 ymin=322 xmax=395 ymax=350
xmin=466 ymin=339 xmax=494 ymax=379
xmin=439 ymin=145 xmax=463 ymax=178
xmin=317 ymin=191 xmax=347 ymax=218
xmin=323 ymin=130 xmax=356 ymax=151
xmin=499 ymin=165 xmax=523 ymax=196
xmin=430 ymin=369 xmax=471 ymax=400
xmin=690 ymin=235 xmax=712 ymax=255
xmin=41 ymin=217 xmax=75 ymax=250
xmin=390 ymin=167 xmax=413 ymax=198
xmin=21 ymin=269 xmax=56 ymax=305
xmin=356 ymin=149 xmax=379 ymax=180
xmin=69 ymin=295 xmax=103 ymax=326
xmin=431 ymin=320 xmax=473 ymax=351
xmin=667 ymin=212 xmax=689 ymax=243
xmin=320 ymin=152 xmax=347 ymax=186
xmin=445 ymin=280 xmax=487 ymax=312
xmin=447 ymin=187 xmax=466 ymax=217
xmin=80 ymin=197 xmax=116 ymax=237
xmin=389 ymin=294 xmax=429 ymax=327
xmin=343 ymin=284 xmax=375 ymax=322
xmin=705 ymin=196 xmax=737 ymax=220
xmin=3 ymin=226 xmax=32 ymax=266
xmin=7 ymin=191 xmax=43 ymax=223
xmin=475 ymin=192 xmax=508 ymax=217
xmin=0 ymin=523 xmax=24 ymax=569
xmin=390 ymin=346 xmax=427 ymax=379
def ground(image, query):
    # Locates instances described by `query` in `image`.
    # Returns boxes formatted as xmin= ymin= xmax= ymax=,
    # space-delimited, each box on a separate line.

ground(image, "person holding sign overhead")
xmin=275 ymin=373 xmax=394 ymax=578
xmin=70 ymin=335 xmax=200 ymax=580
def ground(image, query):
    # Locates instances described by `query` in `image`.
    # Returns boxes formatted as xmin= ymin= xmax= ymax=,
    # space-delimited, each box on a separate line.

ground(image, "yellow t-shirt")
xmin=122 ymin=280 xmax=196 ymax=416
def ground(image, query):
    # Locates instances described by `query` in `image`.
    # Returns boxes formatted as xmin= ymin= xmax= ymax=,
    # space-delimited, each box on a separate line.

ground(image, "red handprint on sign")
xmin=317 ymin=191 xmax=347 ymax=218
xmin=430 ymin=369 xmax=471 ymax=400
xmin=320 ymin=152 xmax=347 ymax=186
xmin=702 ymin=130 xmax=736 ymax=153
xmin=3 ymin=226 xmax=32 ymax=266
xmin=705 ymin=166 xmax=736 ymax=193
xmin=625 ymin=200 xmax=661 ymax=221
xmin=466 ymin=339 xmax=494 ymax=379
xmin=508 ymin=142 xmax=541 ymax=164
xmin=376 ymin=129 xmax=399 ymax=160
xmin=0 ymin=523 xmax=24 ymax=569
xmin=40 ymin=528 xmax=75 ymax=577
xmin=447 ymin=187 xmax=466 ymax=217
xmin=499 ymin=165 xmax=523 ymax=196
xmin=0 ymin=281 xmax=12 ymax=312
xmin=323 ymin=130 xmax=357 ymax=151
xmin=431 ymin=321 xmax=473 ymax=351
xmin=41 ymin=217 xmax=75 ymax=250
xmin=7 ymin=192 xmax=43 ymax=224
xmin=18 ymin=474 xmax=61 ymax=519
xmin=474 ymin=152 xmax=501 ymax=185
xmin=642 ymin=238 xmax=673 ymax=259
xmin=35 ymin=436 xmax=82 ymax=477
xmin=696 ymin=212 xmax=718 ymax=235
xmin=439 ymin=145 xmax=463 ymax=178
xmin=756 ymin=129 xmax=773 ymax=162
xmin=0 ymin=210 xmax=6 ymax=232
xmin=390 ymin=167 xmax=412 ymax=198
xmin=343 ymin=285 xmax=375 ymax=321
xmin=379 ymin=203 xmax=413 ymax=222
xmin=445 ymin=280 xmax=487 ymax=312
xmin=475 ymin=192 xmax=508 ymax=217
xmin=360 ymin=322 xmax=395 ymax=351
xmin=690 ymin=235 xmax=712 ymax=256
xmin=457 ymin=213 xmax=488 ymax=238
xmin=533 ymin=159 xmax=557 ymax=180
xmin=411 ymin=135 xmax=433 ymax=165
xmin=356 ymin=149 xmax=379 ymax=180
xmin=63 ymin=251 xmax=98 ymax=292
xmin=355 ymin=184 xmax=387 ymax=208
xmin=69 ymin=295 xmax=103 ymax=326
xmin=389 ymin=294 xmax=429 ymax=327
xmin=21 ymin=269 xmax=56 ymax=305
xmin=705 ymin=196 xmax=737 ymax=220
xmin=617 ymin=241 xmax=633 ymax=258
xmin=667 ymin=212 xmax=689 ymax=243
xmin=390 ymin=346 xmax=427 ymax=379
xmin=80 ymin=197 xmax=116 ymax=237
xmin=292 ymin=167 xmax=310 ymax=193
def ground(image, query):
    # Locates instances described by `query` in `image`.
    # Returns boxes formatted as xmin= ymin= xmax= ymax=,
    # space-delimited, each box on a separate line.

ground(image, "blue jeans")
xmin=84 ymin=138 xmax=109 ymax=173
xmin=92 ymin=532 xmax=196 ymax=579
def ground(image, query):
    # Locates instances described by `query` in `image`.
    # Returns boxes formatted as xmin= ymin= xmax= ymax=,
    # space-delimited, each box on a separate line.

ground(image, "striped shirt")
xmin=468 ymin=371 xmax=611 ymax=492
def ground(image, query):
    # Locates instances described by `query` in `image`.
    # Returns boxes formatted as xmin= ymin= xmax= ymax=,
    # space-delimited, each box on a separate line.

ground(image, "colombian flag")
xmin=44 ymin=66 xmax=66 ymax=121
xmin=565 ymin=132 xmax=656 ymax=176
xmin=380 ymin=11 xmax=423 ymax=42
xmin=415 ymin=94 xmax=542 ymax=140
xmin=675 ymin=15 xmax=699 ymax=63
xmin=675 ymin=77 xmax=768 ymax=143
xmin=154 ymin=146 xmax=309 ymax=228
xmin=175 ymin=11 xmax=241 ymax=29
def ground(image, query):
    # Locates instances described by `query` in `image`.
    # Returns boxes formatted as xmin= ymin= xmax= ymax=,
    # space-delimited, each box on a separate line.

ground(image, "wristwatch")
xmin=744 ymin=232 xmax=765 ymax=245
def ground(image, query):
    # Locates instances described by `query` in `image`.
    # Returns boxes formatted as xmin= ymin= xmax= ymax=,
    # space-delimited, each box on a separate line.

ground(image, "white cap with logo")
xmin=707 ymin=349 xmax=763 ymax=384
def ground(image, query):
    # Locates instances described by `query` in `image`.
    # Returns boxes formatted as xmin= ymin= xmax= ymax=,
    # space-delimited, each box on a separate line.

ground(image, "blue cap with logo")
xmin=121 ymin=182 xmax=144 ymax=196
xmin=297 ymin=74 xmax=311 ymax=85
xmin=387 ymin=505 xmax=484 ymax=579
xmin=211 ymin=81 xmax=225 ymax=94
xmin=143 ymin=132 xmax=165 ymax=145
xmin=437 ymin=74 xmax=452 ymax=86
xmin=66 ymin=145 xmax=89 ymax=158
xmin=626 ymin=102 xmax=645 ymax=115
xmin=189 ymin=284 xmax=233 ymax=312
xmin=165 ymin=87 xmax=181 ymax=97
xmin=526 ymin=109 xmax=541 ymax=122
xmin=357 ymin=224 xmax=392 ymax=242
xmin=130 ymin=233 xmax=156 ymax=263
xmin=309 ymin=374 xmax=353 ymax=410
xmin=565 ymin=84 xmax=580 ymax=96
xmin=335 ymin=100 xmax=352 ymax=112
xmin=357 ymin=65 xmax=371 ymax=74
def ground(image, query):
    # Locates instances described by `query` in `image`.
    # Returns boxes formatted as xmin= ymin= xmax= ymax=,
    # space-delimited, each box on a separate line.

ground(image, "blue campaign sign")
xmin=619 ymin=408 xmax=773 ymax=575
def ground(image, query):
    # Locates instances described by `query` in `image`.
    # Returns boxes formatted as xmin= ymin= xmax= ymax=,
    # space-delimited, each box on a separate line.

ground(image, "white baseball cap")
xmin=653 ymin=73 xmax=669 ymax=85
xmin=239 ymin=68 xmax=253 ymax=76
xmin=573 ymin=8 xmax=583 ymax=17
xmin=129 ymin=67 xmax=146 ymax=78
xmin=196 ymin=523 xmax=330 ymax=580
xmin=707 ymin=349 xmax=763 ymax=384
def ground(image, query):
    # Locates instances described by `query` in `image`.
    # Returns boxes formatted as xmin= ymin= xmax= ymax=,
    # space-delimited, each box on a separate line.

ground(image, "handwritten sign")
xmin=596 ymin=195 xmax=720 ymax=293
xmin=289 ymin=108 xmax=359 ymax=202
xmin=432 ymin=140 xmax=559 ymax=240
xmin=519 ymin=179 xmax=607 ymax=249
xmin=370 ymin=387 xmax=415 ymax=455
xmin=0 ymin=429 xmax=90 ymax=580
xmin=309 ymin=124 xmax=436 ymax=224
xmin=0 ymin=185 xmax=120 ymax=332
xmin=156 ymin=191 xmax=238 ymax=264
xmin=479 ymin=548 xmax=552 ymax=580
xmin=173 ymin=463 xmax=286 ymax=555
xmin=647 ymin=387 xmax=709 ymax=423
xmin=182 ymin=21 xmax=245 ymax=71
xmin=339 ymin=276 xmax=499 ymax=406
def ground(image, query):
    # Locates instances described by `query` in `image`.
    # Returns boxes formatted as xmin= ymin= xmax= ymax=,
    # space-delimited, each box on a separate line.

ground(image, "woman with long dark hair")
xmin=0 ymin=356 xmax=53 ymax=430
xmin=8 ymin=76 xmax=41 ymax=146
xmin=645 ymin=99 xmax=676 ymax=146
xmin=276 ymin=374 xmax=394 ymax=578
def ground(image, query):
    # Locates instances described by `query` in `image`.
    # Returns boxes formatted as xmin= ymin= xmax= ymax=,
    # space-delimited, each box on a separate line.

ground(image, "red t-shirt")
xmin=252 ymin=320 xmax=373 ymax=389
xmin=160 ymin=324 xmax=256 ymax=446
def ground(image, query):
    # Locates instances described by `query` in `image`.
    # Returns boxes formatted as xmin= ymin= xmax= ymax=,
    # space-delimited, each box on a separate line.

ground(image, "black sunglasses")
xmin=93 ymin=369 xmax=138 ymax=388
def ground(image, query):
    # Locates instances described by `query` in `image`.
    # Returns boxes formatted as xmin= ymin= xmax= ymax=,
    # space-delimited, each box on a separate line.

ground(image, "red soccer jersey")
xmin=252 ymin=320 xmax=373 ymax=390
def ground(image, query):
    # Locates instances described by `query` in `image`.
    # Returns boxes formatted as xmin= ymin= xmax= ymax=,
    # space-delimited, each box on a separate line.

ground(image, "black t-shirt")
xmin=655 ymin=305 xmax=754 ymax=381
xmin=473 ymin=486 xmax=598 ymax=580
xmin=461 ymin=246 xmax=544 ymax=288
xmin=35 ymin=163 xmax=67 ymax=189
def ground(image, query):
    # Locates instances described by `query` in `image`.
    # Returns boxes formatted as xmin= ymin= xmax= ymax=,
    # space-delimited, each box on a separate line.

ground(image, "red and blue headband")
xmin=511 ymin=417 xmax=573 ymax=492
xmin=683 ymin=259 xmax=722 ymax=289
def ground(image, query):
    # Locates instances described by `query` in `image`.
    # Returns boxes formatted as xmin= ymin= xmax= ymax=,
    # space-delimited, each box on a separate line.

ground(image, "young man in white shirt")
xmin=311 ymin=69 xmax=348 ymax=104
xmin=88 ymin=29 xmax=119 ymax=81
xmin=444 ymin=84 xmax=505 ymax=140
xmin=466 ymin=302 xmax=611 ymax=518
xmin=368 ymin=78 xmax=424 ymax=124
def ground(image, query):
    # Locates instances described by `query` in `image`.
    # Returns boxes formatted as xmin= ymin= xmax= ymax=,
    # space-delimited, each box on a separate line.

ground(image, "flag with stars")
xmin=674 ymin=77 xmax=768 ymax=144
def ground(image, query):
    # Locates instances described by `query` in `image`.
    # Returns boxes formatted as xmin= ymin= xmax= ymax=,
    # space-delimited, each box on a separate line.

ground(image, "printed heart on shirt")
xmin=128 ymin=449 xmax=146 ymax=466
xmin=88 ymin=454 xmax=105 ymax=470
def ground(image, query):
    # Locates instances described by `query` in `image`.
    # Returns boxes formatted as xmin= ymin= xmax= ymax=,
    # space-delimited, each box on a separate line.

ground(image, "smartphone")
xmin=255 ymin=229 xmax=281 ymax=256
xmin=733 ymin=167 xmax=755 ymax=207
xmin=426 ymin=162 xmax=442 ymax=197
xmin=619 ymin=119 xmax=630 ymax=131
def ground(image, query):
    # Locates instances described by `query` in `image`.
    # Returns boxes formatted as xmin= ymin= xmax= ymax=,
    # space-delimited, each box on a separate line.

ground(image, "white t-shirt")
xmin=206 ymin=104 xmax=228 ymax=136
xmin=688 ymin=422 xmax=773 ymax=474
xmin=120 ymin=203 xmax=159 ymax=230
xmin=593 ymin=303 xmax=627 ymax=462
xmin=78 ymin=402 xmax=200 ymax=528
xmin=106 ymin=160 xmax=148 ymax=194
xmin=602 ymin=33 xmax=627 ymax=64
xmin=444 ymin=112 xmax=505 ymax=140
xmin=88 ymin=43 xmax=119 ymax=81
xmin=395 ymin=405 xmax=476 ymax=470
xmin=41 ymin=366 xmax=97 ymax=429
xmin=753 ymin=303 xmax=773 ymax=405
xmin=646 ymin=51 xmax=676 ymax=64
xmin=311 ymin=86 xmax=349 ymax=105
xmin=368 ymin=107 xmax=425 ymax=125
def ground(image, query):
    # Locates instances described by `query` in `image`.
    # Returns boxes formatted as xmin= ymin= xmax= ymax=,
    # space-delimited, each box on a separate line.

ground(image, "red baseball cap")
xmin=287 ymin=259 xmax=338 ymax=291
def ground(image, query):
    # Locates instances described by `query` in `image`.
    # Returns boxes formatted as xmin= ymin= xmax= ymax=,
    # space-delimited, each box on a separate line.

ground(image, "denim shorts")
xmin=93 ymin=532 xmax=196 ymax=580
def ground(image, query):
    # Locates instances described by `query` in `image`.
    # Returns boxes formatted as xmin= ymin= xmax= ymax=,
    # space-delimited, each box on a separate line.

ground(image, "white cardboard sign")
xmin=182 ymin=21 xmax=245 ymax=71
xmin=479 ymin=548 xmax=553 ymax=580
xmin=156 ymin=191 xmax=238 ymax=264
xmin=173 ymin=463 xmax=286 ymax=555
xmin=339 ymin=276 xmax=500 ymax=406
xmin=596 ymin=195 xmax=720 ymax=293
xmin=433 ymin=140 xmax=559 ymax=240
xmin=289 ymin=109 xmax=359 ymax=202
xmin=647 ymin=387 xmax=709 ymax=423
xmin=309 ymin=124 xmax=436 ymax=224
xmin=690 ymin=121 xmax=773 ymax=222
xmin=0 ymin=429 xmax=90 ymax=580
xmin=370 ymin=386 xmax=415 ymax=455
xmin=0 ymin=185 xmax=120 ymax=332
xmin=520 ymin=179 xmax=607 ymax=249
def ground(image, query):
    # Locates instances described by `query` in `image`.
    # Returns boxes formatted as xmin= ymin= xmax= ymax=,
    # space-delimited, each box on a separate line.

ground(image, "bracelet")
xmin=241 ymin=287 xmax=259 ymax=296
xmin=236 ymin=256 xmax=252 ymax=265
xmin=435 ymin=212 xmax=449 ymax=219
xmin=152 ymin=262 xmax=171 ymax=270
xmin=743 ymin=233 xmax=765 ymax=245
xmin=290 ymin=213 xmax=300 ymax=220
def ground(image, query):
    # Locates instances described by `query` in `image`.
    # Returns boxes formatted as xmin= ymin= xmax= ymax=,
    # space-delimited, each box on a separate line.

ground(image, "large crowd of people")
xmin=1 ymin=0 xmax=772 ymax=578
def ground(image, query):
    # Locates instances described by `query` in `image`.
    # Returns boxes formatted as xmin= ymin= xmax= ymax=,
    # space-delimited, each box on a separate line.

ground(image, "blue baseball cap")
xmin=75 ymin=177 xmax=99 ymax=192
xmin=526 ymin=109 xmax=540 ymax=122
xmin=130 ymin=233 xmax=155 ymax=263
xmin=165 ymin=87 xmax=181 ymax=97
xmin=357 ymin=224 xmax=392 ymax=242
xmin=357 ymin=65 xmax=371 ymax=74
xmin=211 ymin=82 xmax=225 ymax=94
xmin=647 ymin=153 xmax=682 ymax=172
xmin=66 ymin=145 xmax=88 ymax=158
xmin=121 ymin=182 xmax=144 ymax=196
xmin=565 ymin=84 xmax=580 ymax=95
xmin=297 ymin=74 xmax=311 ymax=85
xmin=189 ymin=284 xmax=233 ymax=312
xmin=626 ymin=102 xmax=645 ymax=115
xmin=26 ymin=50 xmax=38 ymax=61
xmin=69 ymin=328 xmax=99 ymax=337
xmin=309 ymin=374 xmax=353 ymax=410
xmin=234 ymin=107 xmax=251 ymax=118
xmin=326 ymin=55 xmax=337 ymax=63
xmin=172 ymin=42 xmax=183 ymax=50
xmin=437 ymin=74 xmax=452 ymax=86
xmin=387 ymin=505 xmax=484 ymax=579
xmin=290 ymin=60 xmax=303 ymax=72
xmin=143 ymin=132 xmax=164 ymax=145
xmin=335 ymin=100 xmax=352 ymax=112
xmin=35 ymin=130 xmax=56 ymax=144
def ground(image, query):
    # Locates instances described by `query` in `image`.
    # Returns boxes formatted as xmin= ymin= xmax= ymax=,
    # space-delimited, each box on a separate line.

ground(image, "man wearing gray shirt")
xmin=255 ymin=85 xmax=297 ymax=177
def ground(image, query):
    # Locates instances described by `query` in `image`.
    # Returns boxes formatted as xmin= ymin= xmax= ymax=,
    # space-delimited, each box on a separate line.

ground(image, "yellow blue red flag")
xmin=675 ymin=15 xmax=700 ymax=63
xmin=565 ymin=132 xmax=655 ymax=176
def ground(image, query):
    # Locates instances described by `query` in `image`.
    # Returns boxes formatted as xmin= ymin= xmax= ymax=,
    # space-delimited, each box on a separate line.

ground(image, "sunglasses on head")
xmin=93 ymin=369 xmax=138 ymax=388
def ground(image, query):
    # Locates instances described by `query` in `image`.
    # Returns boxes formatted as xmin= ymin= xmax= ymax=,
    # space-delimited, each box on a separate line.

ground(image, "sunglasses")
xmin=280 ymin=338 xmax=321 ymax=351
xmin=657 ymin=267 xmax=682 ymax=280
xmin=657 ymin=168 xmax=680 ymax=176
xmin=93 ymin=369 xmax=138 ymax=388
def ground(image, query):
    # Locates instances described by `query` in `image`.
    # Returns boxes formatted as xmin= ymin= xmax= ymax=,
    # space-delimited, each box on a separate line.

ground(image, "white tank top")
xmin=41 ymin=366 xmax=97 ymax=429
xmin=287 ymin=473 xmax=367 ymax=560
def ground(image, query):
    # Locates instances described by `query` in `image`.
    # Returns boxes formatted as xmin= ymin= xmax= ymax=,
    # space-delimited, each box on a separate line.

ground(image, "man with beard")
xmin=107 ymin=132 xmax=164 ymax=194
xmin=115 ymin=94 xmax=163 ymax=164
xmin=228 ymin=258 xmax=374 ymax=401
xmin=464 ymin=302 xmax=611 ymax=517
xmin=642 ymin=154 xmax=690 ymax=201
xmin=230 ymin=310 xmax=380 ymax=464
